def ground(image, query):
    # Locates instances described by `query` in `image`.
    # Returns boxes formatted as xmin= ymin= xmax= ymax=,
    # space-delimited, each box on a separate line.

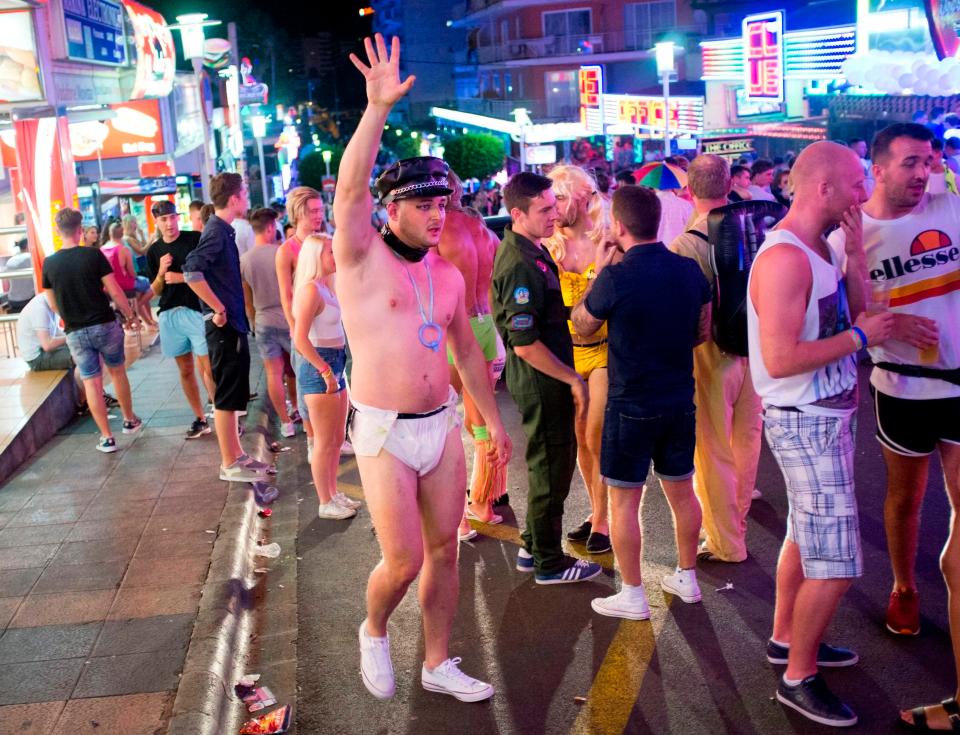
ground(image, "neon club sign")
xmin=743 ymin=10 xmax=785 ymax=103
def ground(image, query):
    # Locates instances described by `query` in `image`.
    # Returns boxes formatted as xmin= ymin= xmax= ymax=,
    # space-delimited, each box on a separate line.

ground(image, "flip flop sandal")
xmin=466 ymin=507 xmax=503 ymax=525
xmin=900 ymin=698 xmax=960 ymax=732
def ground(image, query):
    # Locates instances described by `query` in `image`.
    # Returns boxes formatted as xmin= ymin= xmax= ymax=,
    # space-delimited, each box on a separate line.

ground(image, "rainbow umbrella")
xmin=633 ymin=161 xmax=688 ymax=190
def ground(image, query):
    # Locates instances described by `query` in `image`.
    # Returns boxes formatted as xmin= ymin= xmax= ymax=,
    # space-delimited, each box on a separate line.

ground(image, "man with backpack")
xmin=669 ymin=154 xmax=767 ymax=563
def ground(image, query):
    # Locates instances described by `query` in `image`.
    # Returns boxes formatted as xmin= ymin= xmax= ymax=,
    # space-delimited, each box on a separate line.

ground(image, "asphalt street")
xmin=290 ymin=365 xmax=954 ymax=735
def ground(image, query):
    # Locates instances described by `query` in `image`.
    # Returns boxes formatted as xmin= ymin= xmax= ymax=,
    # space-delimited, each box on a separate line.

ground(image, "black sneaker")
xmin=186 ymin=418 xmax=212 ymax=439
xmin=566 ymin=520 xmax=592 ymax=542
xmin=102 ymin=393 xmax=120 ymax=408
xmin=776 ymin=674 xmax=857 ymax=727
xmin=586 ymin=532 xmax=612 ymax=554
xmin=766 ymin=640 xmax=859 ymax=668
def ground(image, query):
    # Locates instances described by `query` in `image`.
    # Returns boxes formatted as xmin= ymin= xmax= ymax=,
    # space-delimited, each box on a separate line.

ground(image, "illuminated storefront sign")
xmin=702 ymin=136 xmax=755 ymax=158
xmin=0 ymin=10 xmax=43 ymax=104
xmin=62 ymin=0 xmax=127 ymax=65
xmin=69 ymin=99 xmax=164 ymax=161
xmin=744 ymin=11 xmax=785 ymax=102
xmin=578 ymin=65 xmax=604 ymax=135
xmin=603 ymin=94 xmax=705 ymax=136
xmin=122 ymin=0 xmax=175 ymax=99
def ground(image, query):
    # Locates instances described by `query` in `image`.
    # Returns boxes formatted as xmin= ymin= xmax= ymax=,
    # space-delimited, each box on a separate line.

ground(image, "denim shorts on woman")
xmin=763 ymin=406 xmax=862 ymax=580
xmin=295 ymin=345 xmax=346 ymax=408
xmin=601 ymin=401 xmax=696 ymax=488
xmin=65 ymin=318 xmax=125 ymax=380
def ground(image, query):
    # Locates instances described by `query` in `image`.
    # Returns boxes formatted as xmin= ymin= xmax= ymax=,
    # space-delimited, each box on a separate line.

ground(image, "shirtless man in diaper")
xmin=336 ymin=34 xmax=511 ymax=703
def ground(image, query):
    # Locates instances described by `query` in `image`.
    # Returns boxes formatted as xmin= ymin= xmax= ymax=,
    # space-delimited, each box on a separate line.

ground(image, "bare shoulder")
xmin=429 ymin=252 xmax=465 ymax=286
xmin=754 ymin=243 xmax=812 ymax=287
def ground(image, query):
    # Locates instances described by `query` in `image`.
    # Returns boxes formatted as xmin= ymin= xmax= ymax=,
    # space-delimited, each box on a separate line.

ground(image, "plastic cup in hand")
xmin=919 ymin=338 xmax=940 ymax=365
xmin=866 ymin=280 xmax=891 ymax=315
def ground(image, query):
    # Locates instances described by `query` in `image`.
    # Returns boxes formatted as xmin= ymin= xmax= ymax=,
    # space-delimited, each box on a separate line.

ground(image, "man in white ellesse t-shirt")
xmin=828 ymin=122 xmax=960 ymax=731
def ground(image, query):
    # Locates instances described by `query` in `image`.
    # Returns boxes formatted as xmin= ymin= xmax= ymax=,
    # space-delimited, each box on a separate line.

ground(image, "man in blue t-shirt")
xmin=571 ymin=185 xmax=712 ymax=621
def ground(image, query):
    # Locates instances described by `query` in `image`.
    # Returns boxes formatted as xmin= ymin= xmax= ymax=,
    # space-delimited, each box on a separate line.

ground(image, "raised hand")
xmin=348 ymin=34 xmax=415 ymax=109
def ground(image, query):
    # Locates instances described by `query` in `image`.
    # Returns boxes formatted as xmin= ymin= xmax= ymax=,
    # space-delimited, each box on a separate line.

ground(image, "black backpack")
xmin=697 ymin=200 xmax=787 ymax=356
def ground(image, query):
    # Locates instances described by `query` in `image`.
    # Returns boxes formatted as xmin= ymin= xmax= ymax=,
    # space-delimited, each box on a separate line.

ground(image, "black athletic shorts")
xmin=872 ymin=386 xmax=960 ymax=457
xmin=206 ymin=321 xmax=250 ymax=412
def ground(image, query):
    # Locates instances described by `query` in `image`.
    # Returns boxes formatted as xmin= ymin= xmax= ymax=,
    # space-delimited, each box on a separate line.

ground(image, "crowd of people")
xmin=11 ymin=33 xmax=957 ymax=732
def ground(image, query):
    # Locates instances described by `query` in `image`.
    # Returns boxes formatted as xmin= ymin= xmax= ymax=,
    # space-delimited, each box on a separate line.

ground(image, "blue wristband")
xmin=851 ymin=326 xmax=868 ymax=349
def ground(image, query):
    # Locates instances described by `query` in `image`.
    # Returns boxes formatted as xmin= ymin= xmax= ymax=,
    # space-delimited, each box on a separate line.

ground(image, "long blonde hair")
xmin=293 ymin=234 xmax=332 ymax=295
xmin=543 ymin=165 xmax=607 ymax=263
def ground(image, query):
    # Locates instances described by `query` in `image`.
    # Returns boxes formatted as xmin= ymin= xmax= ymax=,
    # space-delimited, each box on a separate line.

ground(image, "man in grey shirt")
xmin=3 ymin=239 xmax=35 ymax=312
xmin=240 ymin=207 xmax=298 ymax=437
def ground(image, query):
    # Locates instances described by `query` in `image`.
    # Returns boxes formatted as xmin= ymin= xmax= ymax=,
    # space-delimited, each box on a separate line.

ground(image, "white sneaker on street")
xmin=660 ymin=567 xmax=702 ymax=604
xmin=340 ymin=439 xmax=355 ymax=456
xmin=421 ymin=657 xmax=494 ymax=702
xmin=591 ymin=586 xmax=651 ymax=620
xmin=359 ymin=620 xmax=395 ymax=699
xmin=317 ymin=500 xmax=357 ymax=520
xmin=280 ymin=421 xmax=296 ymax=438
xmin=334 ymin=492 xmax=361 ymax=510
xmin=219 ymin=461 xmax=267 ymax=483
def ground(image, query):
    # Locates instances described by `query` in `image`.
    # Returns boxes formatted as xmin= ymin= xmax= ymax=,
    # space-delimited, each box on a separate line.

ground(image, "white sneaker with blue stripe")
xmin=516 ymin=548 xmax=534 ymax=572
xmin=535 ymin=559 xmax=603 ymax=585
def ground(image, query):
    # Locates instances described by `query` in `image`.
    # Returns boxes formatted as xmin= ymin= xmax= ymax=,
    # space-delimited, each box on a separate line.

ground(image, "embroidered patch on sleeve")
xmin=513 ymin=287 xmax=530 ymax=305
xmin=510 ymin=314 xmax=533 ymax=330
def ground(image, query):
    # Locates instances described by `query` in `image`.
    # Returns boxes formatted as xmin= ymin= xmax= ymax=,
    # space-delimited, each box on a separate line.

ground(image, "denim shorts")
xmin=65 ymin=319 xmax=125 ymax=380
xmin=159 ymin=307 xmax=208 ymax=359
xmin=255 ymin=325 xmax=292 ymax=361
xmin=295 ymin=345 xmax=346 ymax=418
xmin=123 ymin=276 xmax=151 ymax=297
xmin=763 ymin=406 xmax=862 ymax=580
xmin=601 ymin=401 xmax=696 ymax=488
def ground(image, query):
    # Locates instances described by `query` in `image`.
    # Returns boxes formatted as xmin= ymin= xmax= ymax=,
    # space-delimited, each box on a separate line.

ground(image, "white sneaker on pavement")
xmin=280 ymin=421 xmax=296 ymax=438
xmin=421 ymin=657 xmax=494 ymax=702
xmin=334 ymin=492 xmax=361 ymax=510
xmin=340 ymin=439 xmax=355 ymax=456
xmin=591 ymin=586 xmax=651 ymax=620
xmin=359 ymin=620 xmax=395 ymax=699
xmin=660 ymin=567 xmax=702 ymax=604
xmin=317 ymin=500 xmax=356 ymax=520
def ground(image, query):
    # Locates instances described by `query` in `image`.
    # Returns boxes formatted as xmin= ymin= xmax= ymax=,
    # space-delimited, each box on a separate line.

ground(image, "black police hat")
xmin=375 ymin=156 xmax=453 ymax=204
xmin=151 ymin=199 xmax=178 ymax=217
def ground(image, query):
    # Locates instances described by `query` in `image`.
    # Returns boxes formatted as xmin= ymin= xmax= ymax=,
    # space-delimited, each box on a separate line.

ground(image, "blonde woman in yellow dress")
xmin=544 ymin=165 xmax=613 ymax=554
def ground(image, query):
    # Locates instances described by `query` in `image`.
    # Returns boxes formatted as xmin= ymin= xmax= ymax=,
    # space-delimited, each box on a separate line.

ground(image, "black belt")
xmin=768 ymin=405 xmax=801 ymax=413
xmin=397 ymin=405 xmax=447 ymax=420
xmin=573 ymin=339 xmax=608 ymax=349
xmin=874 ymin=361 xmax=960 ymax=387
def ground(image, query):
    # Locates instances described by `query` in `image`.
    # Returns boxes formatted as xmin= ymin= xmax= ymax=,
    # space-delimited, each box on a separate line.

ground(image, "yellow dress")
xmin=558 ymin=263 xmax=608 ymax=379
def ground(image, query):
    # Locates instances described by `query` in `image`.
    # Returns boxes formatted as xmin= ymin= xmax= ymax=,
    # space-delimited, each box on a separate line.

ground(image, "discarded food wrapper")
xmin=239 ymin=704 xmax=291 ymax=734
xmin=253 ymin=483 xmax=280 ymax=506
xmin=258 ymin=509 xmax=273 ymax=518
xmin=574 ymin=696 xmax=587 ymax=704
xmin=255 ymin=543 xmax=281 ymax=558
xmin=715 ymin=581 xmax=735 ymax=593
xmin=253 ymin=568 xmax=269 ymax=574
xmin=243 ymin=686 xmax=277 ymax=712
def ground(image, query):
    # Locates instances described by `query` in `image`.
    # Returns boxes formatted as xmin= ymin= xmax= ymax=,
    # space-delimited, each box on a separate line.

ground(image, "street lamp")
xmin=511 ymin=108 xmax=532 ymax=171
xmin=655 ymin=41 xmax=676 ymax=158
xmin=252 ymin=114 xmax=269 ymax=207
xmin=169 ymin=13 xmax=222 ymax=202
xmin=321 ymin=149 xmax=332 ymax=177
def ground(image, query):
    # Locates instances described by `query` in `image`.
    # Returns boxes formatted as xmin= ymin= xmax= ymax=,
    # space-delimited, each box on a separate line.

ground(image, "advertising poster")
xmin=0 ymin=10 xmax=43 ymax=104
xmin=62 ymin=0 xmax=127 ymax=65
xmin=69 ymin=99 xmax=164 ymax=161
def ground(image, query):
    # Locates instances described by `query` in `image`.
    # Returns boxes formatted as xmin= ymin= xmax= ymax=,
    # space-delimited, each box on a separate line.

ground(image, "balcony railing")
xmin=453 ymin=97 xmax=541 ymax=119
xmin=474 ymin=28 xmax=700 ymax=64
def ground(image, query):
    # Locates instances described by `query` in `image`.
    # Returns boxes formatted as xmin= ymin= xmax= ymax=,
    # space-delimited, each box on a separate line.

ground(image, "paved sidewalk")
xmin=0 ymin=345 xmax=264 ymax=734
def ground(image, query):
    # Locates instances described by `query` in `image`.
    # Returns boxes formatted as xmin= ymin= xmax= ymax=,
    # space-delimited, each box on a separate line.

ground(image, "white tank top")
xmin=746 ymin=229 xmax=858 ymax=416
xmin=308 ymin=281 xmax=345 ymax=347
xmin=827 ymin=192 xmax=960 ymax=400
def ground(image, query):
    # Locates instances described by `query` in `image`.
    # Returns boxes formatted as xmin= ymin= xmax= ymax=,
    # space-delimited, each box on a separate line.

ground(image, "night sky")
xmin=149 ymin=0 xmax=374 ymax=109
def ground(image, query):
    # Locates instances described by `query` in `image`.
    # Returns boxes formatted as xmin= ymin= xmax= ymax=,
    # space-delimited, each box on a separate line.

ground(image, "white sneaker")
xmin=317 ymin=500 xmax=356 ymax=520
xmin=359 ymin=620 xmax=395 ymax=699
xmin=219 ymin=461 xmax=267 ymax=483
xmin=335 ymin=492 xmax=361 ymax=510
xmin=591 ymin=586 xmax=651 ymax=620
xmin=280 ymin=421 xmax=296 ymax=438
xmin=340 ymin=439 xmax=355 ymax=456
xmin=660 ymin=567 xmax=702 ymax=604
xmin=421 ymin=657 xmax=494 ymax=702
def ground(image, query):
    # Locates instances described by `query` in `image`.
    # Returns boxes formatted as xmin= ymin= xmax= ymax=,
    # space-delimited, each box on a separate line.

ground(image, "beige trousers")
xmin=692 ymin=340 xmax=762 ymax=562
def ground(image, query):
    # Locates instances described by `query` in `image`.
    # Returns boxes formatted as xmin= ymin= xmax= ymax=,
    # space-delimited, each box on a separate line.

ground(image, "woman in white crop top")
xmin=292 ymin=236 xmax=359 ymax=520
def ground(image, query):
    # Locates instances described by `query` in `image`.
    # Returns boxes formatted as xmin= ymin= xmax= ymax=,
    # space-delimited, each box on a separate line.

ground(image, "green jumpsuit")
xmin=491 ymin=226 xmax=577 ymax=575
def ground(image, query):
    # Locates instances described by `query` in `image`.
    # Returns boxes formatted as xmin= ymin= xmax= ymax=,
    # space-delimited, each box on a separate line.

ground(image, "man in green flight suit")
xmin=491 ymin=172 xmax=603 ymax=585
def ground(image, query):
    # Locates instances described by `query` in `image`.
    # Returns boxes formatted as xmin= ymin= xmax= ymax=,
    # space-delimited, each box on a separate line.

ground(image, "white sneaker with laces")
xmin=359 ymin=620 xmax=395 ymax=699
xmin=421 ymin=657 xmax=494 ymax=702
xmin=660 ymin=567 xmax=702 ymax=604
xmin=591 ymin=586 xmax=651 ymax=620
xmin=280 ymin=421 xmax=296 ymax=438
xmin=340 ymin=439 xmax=355 ymax=456
xmin=318 ymin=500 xmax=356 ymax=520
xmin=334 ymin=492 xmax=361 ymax=510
